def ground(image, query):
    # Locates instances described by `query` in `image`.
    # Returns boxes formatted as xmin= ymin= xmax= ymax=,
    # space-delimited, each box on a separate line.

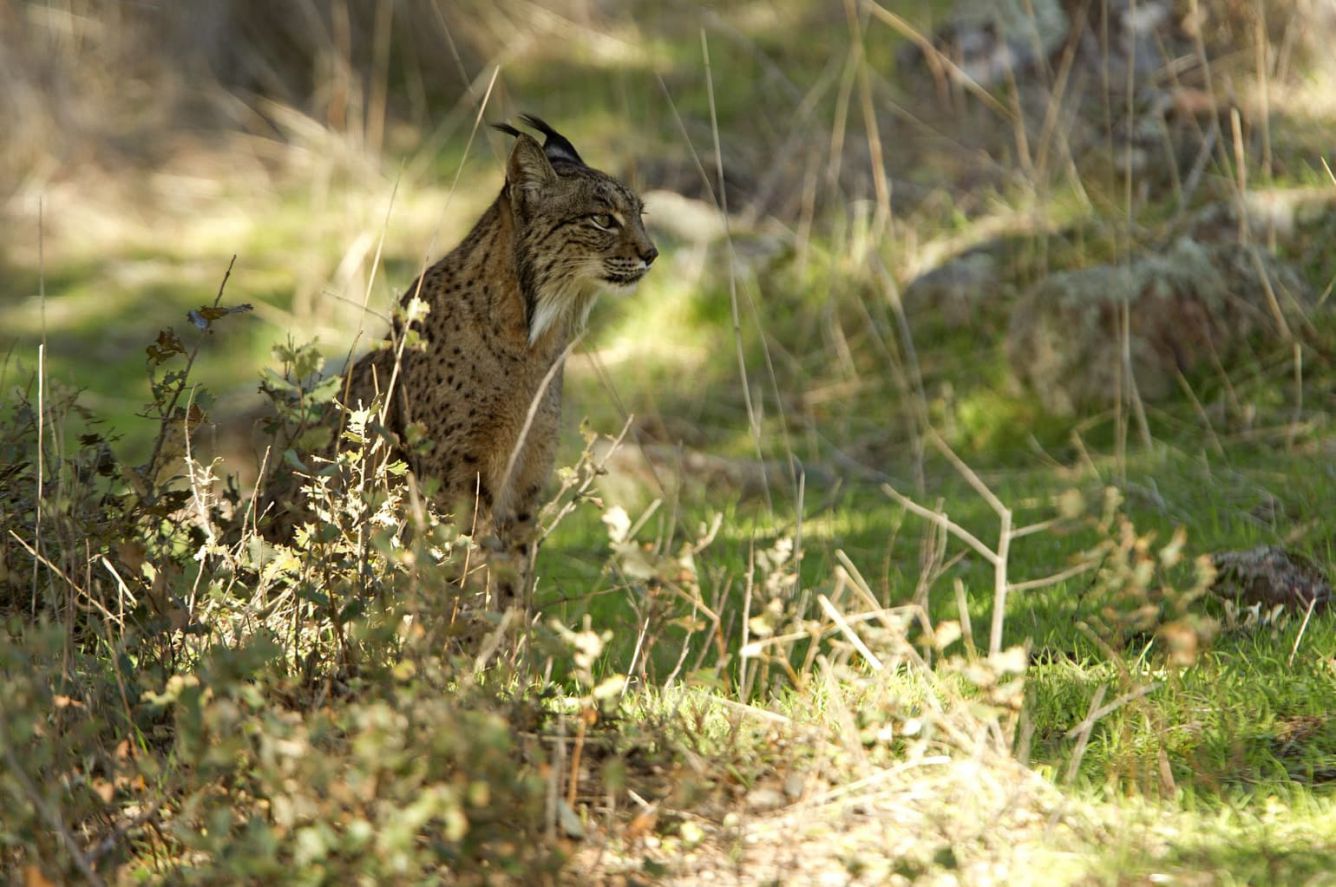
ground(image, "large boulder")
xmin=918 ymin=0 xmax=1070 ymax=89
xmin=1005 ymin=238 xmax=1308 ymax=414
xmin=1211 ymin=546 xmax=1331 ymax=614
xmin=898 ymin=0 xmax=1178 ymax=91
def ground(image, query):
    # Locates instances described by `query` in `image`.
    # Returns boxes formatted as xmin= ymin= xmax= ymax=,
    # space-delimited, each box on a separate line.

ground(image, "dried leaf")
xmin=23 ymin=865 xmax=55 ymax=887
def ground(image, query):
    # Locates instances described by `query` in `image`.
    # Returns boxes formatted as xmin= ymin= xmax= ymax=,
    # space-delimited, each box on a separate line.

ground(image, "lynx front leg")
xmin=485 ymin=424 xmax=552 ymax=613
xmin=452 ymin=466 xmax=539 ymax=613
xmin=486 ymin=507 xmax=540 ymax=613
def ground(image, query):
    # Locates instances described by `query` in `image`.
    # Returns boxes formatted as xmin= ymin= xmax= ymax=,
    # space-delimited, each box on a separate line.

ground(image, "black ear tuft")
xmin=491 ymin=122 xmax=524 ymax=138
xmin=518 ymin=113 xmax=586 ymax=167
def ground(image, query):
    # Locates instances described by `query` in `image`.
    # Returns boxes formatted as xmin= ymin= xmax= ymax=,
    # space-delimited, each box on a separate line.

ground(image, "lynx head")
xmin=495 ymin=115 xmax=657 ymax=344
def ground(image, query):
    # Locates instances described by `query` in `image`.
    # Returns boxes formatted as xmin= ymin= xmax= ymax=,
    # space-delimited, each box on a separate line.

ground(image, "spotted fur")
xmin=341 ymin=118 xmax=656 ymax=607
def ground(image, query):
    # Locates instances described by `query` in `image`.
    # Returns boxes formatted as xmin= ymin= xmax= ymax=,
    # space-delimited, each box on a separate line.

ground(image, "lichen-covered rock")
xmin=898 ymin=0 xmax=1180 ymax=90
xmin=928 ymin=0 xmax=1070 ymax=88
xmin=1210 ymin=546 xmax=1332 ymax=613
xmin=1005 ymin=238 xmax=1308 ymax=414
xmin=903 ymin=249 xmax=1003 ymax=328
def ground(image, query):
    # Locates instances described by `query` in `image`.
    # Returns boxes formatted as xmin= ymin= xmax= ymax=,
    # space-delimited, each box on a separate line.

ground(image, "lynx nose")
xmin=640 ymin=243 xmax=659 ymax=266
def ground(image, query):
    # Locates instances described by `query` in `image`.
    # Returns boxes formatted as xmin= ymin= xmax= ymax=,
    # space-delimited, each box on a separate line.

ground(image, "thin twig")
xmin=705 ymin=694 xmax=793 ymax=726
xmin=1062 ymin=683 xmax=1107 ymax=785
xmin=142 ymin=255 xmax=236 ymax=488
xmin=88 ymin=802 xmax=161 ymax=864
xmin=700 ymin=28 xmax=773 ymax=514
xmin=1063 ymin=682 xmax=1161 ymax=740
xmin=1008 ymin=560 xmax=1098 ymax=593
xmin=817 ymin=594 xmax=885 ymax=671
xmin=32 ymin=196 xmax=46 ymax=618
xmin=882 ymin=483 xmax=999 ymax=567
xmin=1288 ymin=597 xmax=1318 ymax=669
xmin=11 ymin=530 xmax=118 ymax=625
xmin=862 ymin=0 xmax=1015 ymax=120
xmin=497 ymin=337 xmax=581 ymax=514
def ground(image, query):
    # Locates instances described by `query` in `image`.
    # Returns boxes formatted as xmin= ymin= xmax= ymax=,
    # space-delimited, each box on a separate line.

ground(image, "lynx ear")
xmin=519 ymin=114 xmax=586 ymax=166
xmin=504 ymin=132 xmax=557 ymax=197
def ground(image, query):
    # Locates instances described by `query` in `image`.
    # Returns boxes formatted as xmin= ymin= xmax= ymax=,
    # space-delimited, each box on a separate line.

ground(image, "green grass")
xmin=536 ymin=427 xmax=1336 ymax=796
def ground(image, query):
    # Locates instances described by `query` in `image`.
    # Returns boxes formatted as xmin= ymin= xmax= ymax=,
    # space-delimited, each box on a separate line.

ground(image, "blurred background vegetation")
xmin=3 ymin=0 xmax=1334 ymax=471
xmin=3 ymin=0 xmax=1336 ymax=882
xmin=6 ymin=0 xmax=1336 ymax=629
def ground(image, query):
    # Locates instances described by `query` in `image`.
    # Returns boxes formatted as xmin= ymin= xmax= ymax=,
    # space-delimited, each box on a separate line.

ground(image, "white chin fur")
xmin=603 ymin=278 xmax=641 ymax=296
xmin=528 ymin=276 xmax=643 ymax=345
xmin=528 ymin=279 xmax=601 ymax=345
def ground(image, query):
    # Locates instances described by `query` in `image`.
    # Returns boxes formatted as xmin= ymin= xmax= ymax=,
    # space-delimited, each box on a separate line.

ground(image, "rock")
xmin=1005 ymin=238 xmax=1308 ymax=414
xmin=1191 ymin=189 xmax=1336 ymax=243
xmin=744 ymin=786 xmax=786 ymax=812
xmin=642 ymin=190 xmax=729 ymax=245
xmin=902 ymin=248 xmax=1002 ymax=328
xmin=899 ymin=0 xmax=1070 ymax=89
xmin=898 ymin=0 xmax=1179 ymax=90
xmin=896 ymin=1 xmax=1211 ymax=188
xmin=1071 ymin=0 xmax=1179 ymax=86
xmin=1210 ymin=546 xmax=1332 ymax=613
xmin=640 ymin=188 xmax=787 ymax=282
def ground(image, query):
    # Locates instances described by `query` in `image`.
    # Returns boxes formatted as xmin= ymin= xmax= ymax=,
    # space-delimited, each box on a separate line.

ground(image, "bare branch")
xmin=882 ymin=483 xmax=1000 ymax=566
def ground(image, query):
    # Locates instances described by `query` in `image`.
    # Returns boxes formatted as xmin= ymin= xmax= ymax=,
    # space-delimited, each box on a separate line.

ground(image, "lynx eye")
xmin=589 ymin=213 xmax=617 ymax=231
